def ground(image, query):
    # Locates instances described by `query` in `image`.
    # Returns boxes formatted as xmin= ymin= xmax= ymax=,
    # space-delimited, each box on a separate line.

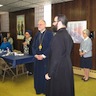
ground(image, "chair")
xmin=16 ymin=64 xmax=26 ymax=76
xmin=0 ymin=58 xmax=15 ymax=82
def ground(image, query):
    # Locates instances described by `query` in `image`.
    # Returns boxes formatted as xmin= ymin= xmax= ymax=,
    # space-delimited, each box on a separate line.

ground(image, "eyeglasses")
xmin=38 ymin=24 xmax=44 ymax=26
xmin=25 ymin=33 xmax=29 ymax=35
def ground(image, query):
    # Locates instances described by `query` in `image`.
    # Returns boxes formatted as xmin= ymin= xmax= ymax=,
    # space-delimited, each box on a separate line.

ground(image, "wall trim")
xmin=73 ymin=66 xmax=96 ymax=79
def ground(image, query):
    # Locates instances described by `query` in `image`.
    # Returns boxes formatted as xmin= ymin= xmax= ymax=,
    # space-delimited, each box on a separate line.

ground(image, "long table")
xmin=0 ymin=52 xmax=34 ymax=80
xmin=2 ymin=55 xmax=33 ymax=68
xmin=0 ymin=52 xmax=33 ymax=68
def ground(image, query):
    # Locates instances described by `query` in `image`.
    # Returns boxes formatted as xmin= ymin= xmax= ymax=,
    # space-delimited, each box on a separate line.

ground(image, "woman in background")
xmin=7 ymin=33 xmax=14 ymax=49
xmin=79 ymin=29 xmax=92 ymax=81
xmin=23 ymin=30 xmax=33 ymax=75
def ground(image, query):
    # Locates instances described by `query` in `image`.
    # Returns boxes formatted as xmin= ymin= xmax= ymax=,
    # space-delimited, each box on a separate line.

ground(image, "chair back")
xmin=0 ymin=58 xmax=7 ymax=69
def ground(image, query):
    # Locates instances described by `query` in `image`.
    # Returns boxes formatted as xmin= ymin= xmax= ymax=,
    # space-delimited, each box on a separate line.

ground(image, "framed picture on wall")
xmin=17 ymin=15 xmax=25 ymax=39
xmin=67 ymin=21 xmax=87 ymax=43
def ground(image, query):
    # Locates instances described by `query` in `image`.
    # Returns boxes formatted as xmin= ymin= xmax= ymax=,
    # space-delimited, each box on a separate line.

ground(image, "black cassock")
xmin=46 ymin=28 xmax=74 ymax=96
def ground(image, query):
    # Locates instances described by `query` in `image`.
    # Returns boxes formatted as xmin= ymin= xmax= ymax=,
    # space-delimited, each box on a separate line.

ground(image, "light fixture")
xmin=0 ymin=4 xmax=3 ymax=7
xmin=44 ymin=4 xmax=51 ymax=27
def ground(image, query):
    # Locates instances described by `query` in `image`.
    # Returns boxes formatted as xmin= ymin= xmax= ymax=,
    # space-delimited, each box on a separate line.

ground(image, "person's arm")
xmin=37 ymin=31 xmax=53 ymax=60
xmin=9 ymin=38 xmax=13 ymax=45
xmin=32 ymin=32 xmax=39 ymax=56
xmin=79 ymin=42 xmax=83 ymax=56
xmin=8 ymin=42 xmax=12 ymax=51
xmin=28 ymin=38 xmax=33 ymax=55
xmin=41 ymin=31 xmax=53 ymax=58
xmin=83 ymin=39 xmax=92 ymax=54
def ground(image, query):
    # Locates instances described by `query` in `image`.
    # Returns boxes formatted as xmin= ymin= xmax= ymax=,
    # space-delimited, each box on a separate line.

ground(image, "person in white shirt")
xmin=7 ymin=33 xmax=14 ymax=50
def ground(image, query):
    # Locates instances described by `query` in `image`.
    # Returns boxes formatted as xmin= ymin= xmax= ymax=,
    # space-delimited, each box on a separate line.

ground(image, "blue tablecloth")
xmin=0 ymin=52 xmax=33 ymax=68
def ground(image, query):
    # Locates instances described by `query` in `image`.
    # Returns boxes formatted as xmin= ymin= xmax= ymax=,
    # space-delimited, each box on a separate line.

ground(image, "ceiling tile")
xmin=0 ymin=0 xmax=73 ymax=12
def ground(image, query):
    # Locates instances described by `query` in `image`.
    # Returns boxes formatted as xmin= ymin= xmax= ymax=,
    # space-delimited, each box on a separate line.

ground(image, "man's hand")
xmin=45 ymin=73 xmax=51 ymax=80
xmin=35 ymin=55 xmax=43 ymax=60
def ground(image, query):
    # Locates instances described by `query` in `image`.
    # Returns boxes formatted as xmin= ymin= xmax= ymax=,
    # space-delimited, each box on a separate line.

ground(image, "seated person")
xmin=0 ymin=37 xmax=12 ymax=51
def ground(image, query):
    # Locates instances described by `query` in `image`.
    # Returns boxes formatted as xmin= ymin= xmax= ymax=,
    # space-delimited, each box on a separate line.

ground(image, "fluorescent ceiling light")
xmin=44 ymin=4 xmax=51 ymax=27
xmin=0 ymin=4 xmax=3 ymax=7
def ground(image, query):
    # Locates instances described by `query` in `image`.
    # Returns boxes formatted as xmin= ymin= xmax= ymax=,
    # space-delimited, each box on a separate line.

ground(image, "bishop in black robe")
xmin=32 ymin=29 xmax=53 ymax=94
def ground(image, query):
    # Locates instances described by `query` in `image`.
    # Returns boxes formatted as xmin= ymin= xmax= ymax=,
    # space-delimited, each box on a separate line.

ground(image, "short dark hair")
xmin=57 ymin=14 xmax=68 ymax=27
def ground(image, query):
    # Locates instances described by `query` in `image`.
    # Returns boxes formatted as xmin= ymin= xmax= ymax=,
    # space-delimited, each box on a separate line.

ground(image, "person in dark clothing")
xmin=45 ymin=14 xmax=75 ymax=96
xmin=0 ymin=32 xmax=3 ymax=45
xmin=32 ymin=20 xmax=53 ymax=94
xmin=23 ymin=30 xmax=33 ymax=75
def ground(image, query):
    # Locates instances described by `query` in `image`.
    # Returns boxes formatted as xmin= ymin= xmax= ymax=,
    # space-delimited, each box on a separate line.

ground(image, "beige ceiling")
xmin=0 ymin=0 xmax=73 ymax=12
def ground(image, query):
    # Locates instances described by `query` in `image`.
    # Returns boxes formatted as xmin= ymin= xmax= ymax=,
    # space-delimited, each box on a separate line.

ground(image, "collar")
xmin=84 ymin=37 xmax=89 ymax=41
xmin=40 ymin=29 xmax=46 ymax=33
xmin=26 ymin=37 xmax=32 ymax=41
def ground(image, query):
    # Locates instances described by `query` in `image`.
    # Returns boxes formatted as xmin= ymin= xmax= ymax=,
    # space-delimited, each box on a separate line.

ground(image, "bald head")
xmin=38 ymin=20 xmax=46 ymax=24
xmin=38 ymin=20 xmax=46 ymax=32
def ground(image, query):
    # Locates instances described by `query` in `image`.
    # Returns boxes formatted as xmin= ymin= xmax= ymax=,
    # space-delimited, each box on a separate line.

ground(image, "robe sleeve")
xmin=32 ymin=32 xmax=39 ymax=56
xmin=42 ymin=32 xmax=53 ymax=57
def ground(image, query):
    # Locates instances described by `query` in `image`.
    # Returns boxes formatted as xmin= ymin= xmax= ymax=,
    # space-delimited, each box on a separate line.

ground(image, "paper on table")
xmin=14 ymin=52 xmax=24 ymax=56
xmin=2 ymin=53 xmax=10 ymax=56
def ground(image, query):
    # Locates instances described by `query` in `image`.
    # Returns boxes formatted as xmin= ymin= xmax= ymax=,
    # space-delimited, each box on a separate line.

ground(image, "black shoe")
xmin=81 ymin=77 xmax=85 ymax=80
xmin=83 ymin=78 xmax=89 ymax=82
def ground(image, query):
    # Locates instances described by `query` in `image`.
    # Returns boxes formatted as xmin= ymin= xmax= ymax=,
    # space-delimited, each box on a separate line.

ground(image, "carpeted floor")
xmin=0 ymin=74 xmax=96 ymax=96
xmin=75 ymin=75 xmax=96 ymax=96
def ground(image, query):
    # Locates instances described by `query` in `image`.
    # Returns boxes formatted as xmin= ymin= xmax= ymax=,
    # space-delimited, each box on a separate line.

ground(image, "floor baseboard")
xmin=73 ymin=66 xmax=96 ymax=79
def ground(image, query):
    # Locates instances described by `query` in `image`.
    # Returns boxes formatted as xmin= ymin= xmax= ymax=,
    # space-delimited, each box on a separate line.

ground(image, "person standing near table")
xmin=7 ymin=33 xmax=14 ymax=50
xmin=79 ymin=29 xmax=92 ymax=81
xmin=32 ymin=20 xmax=53 ymax=94
xmin=45 ymin=14 xmax=74 ymax=96
xmin=23 ymin=30 xmax=33 ymax=75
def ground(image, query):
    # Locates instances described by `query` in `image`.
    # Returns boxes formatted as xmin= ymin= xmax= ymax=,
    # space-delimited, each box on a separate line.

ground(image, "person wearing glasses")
xmin=45 ymin=14 xmax=74 ymax=96
xmin=32 ymin=20 xmax=53 ymax=94
xmin=23 ymin=30 xmax=33 ymax=75
xmin=79 ymin=29 xmax=92 ymax=81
